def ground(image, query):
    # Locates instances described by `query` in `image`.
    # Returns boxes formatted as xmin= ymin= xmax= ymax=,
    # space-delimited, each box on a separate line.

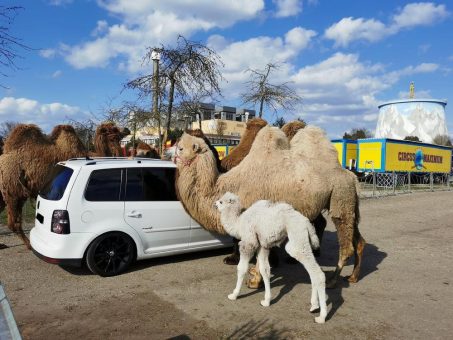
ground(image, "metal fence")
xmin=358 ymin=172 xmax=451 ymax=198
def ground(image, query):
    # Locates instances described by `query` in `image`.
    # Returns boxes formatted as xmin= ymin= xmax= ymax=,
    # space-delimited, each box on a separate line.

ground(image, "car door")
xmin=123 ymin=167 xmax=190 ymax=254
xmin=189 ymin=217 xmax=233 ymax=247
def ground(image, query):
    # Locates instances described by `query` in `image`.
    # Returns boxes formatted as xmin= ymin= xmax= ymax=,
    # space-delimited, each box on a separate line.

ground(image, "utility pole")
xmin=151 ymin=49 xmax=161 ymax=152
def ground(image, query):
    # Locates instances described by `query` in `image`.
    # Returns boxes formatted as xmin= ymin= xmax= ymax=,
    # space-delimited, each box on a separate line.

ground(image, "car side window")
xmin=85 ymin=169 xmax=122 ymax=201
xmin=125 ymin=167 xmax=177 ymax=201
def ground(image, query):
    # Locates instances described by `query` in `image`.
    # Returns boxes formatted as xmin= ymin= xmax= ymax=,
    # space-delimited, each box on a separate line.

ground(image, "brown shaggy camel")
xmin=0 ymin=124 xmax=86 ymax=248
xmin=136 ymin=142 xmax=160 ymax=158
xmin=93 ymin=122 xmax=127 ymax=157
xmin=174 ymin=126 xmax=365 ymax=288
xmin=220 ymin=118 xmax=268 ymax=171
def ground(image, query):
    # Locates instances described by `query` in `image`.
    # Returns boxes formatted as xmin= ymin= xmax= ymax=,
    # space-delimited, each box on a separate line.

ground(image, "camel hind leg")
xmin=285 ymin=235 xmax=327 ymax=323
xmin=7 ymin=198 xmax=30 ymax=249
xmin=348 ymin=229 xmax=366 ymax=283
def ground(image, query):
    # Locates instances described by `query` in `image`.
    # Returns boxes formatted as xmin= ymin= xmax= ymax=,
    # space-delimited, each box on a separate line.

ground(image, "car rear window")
xmin=40 ymin=165 xmax=74 ymax=201
xmin=125 ymin=168 xmax=177 ymax=201
xmin=85 ymin=169 xmax=122 ymax=201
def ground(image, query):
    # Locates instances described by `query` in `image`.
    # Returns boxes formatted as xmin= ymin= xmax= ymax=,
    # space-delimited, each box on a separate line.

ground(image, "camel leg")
xmin=313 ymin=214 xmax=327 ymax=258
xmin=348 ymin=231 xmax=366 ymax=283
xmin=7 ymin=198 xmax=30 ymax=249
xmin=256 ymin=247 xmax=271 ymax=306
xmin=326 ymin=215 xmax=355 ymax=289
xmin=285 ymin=238 xmax=327 ymax=323
xmin=228 ymin=245 xmax=254 ymax=301
xmin=223 ymin=238 xmax=240 ymax=265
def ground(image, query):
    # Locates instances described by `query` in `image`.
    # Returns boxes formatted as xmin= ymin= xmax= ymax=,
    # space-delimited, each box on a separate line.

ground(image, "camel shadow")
xmin=237 ymin=231 xmax=386 ymax=321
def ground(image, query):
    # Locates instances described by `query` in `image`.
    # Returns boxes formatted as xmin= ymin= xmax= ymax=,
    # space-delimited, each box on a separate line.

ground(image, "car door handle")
xmin=127 ymin=211 xmax=142 ymax=218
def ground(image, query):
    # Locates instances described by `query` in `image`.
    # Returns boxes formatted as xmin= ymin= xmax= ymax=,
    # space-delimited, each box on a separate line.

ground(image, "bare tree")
xmin=216 ymin=120 xmax=227 ymax=136
xmin=127 ymin=35 xmax=224 ymax=151
xmin=241 ymin=63 xmax=302 ymax=118
xmin=343 ymin=128 xmax=373 ymax=140
xmin=69 ymin=117 xmax=97 ymax=152
xmin=0 ymin=120 xmax=18 ymax=139
xmin=433 ymin=134 xmax=452 ymax=147
xmin=0 ymin=6 xmax=30 ymax=85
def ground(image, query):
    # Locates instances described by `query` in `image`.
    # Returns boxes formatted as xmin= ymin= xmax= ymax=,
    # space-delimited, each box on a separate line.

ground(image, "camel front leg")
xmin=228 ymin=248 xmax=254 ymax=301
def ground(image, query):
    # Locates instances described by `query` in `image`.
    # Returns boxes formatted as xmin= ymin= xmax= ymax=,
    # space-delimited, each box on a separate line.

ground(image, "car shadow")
xmin=60 ymin=247 xmax=234 ymax=276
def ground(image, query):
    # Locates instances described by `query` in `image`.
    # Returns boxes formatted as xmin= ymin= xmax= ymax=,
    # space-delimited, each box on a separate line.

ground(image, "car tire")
xmin=86 ymin=232 xmax=136 ymax=277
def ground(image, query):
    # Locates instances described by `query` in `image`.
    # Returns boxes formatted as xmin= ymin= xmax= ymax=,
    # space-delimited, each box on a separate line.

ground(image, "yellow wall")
xmin=385 ymin=142 xmax=451 ymax=172
xmin=358 ymin=142 xmax=383 ymax=171
xmin=346 ymin=143 xmax=357 ymax=168
xmin=214 ymin=145 xmax=228 ymax=160
xmin=332 ymin=142 xmax=343 ymax=165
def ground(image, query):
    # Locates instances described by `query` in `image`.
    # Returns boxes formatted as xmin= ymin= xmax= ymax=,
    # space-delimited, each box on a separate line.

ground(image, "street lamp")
xmin=151 ymin=49 xmax=160 ymax=149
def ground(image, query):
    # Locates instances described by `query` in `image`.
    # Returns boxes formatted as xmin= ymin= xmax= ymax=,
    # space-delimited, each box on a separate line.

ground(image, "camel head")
xmin=94 ymin=122 xmax=123 ymax=157
xmin=174 ymin=133 xmax=210 ymax=167
xmin=215 ymin=192 xmax=240 ymax=213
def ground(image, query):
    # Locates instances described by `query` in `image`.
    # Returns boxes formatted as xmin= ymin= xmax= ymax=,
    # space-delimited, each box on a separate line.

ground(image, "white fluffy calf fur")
xmin=215 ymin=192 xmax=328 ymax=323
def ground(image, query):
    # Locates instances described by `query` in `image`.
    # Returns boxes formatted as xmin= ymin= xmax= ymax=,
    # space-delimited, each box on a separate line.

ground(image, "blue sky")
xmin=1 ymin=0 xmax=452 ymax=138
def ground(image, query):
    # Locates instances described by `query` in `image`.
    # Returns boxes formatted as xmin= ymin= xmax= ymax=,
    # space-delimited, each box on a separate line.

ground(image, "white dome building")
xmin=375 ymin=99 xmax=448 ymax=143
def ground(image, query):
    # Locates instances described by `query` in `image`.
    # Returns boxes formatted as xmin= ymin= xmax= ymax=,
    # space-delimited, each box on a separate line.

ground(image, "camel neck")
xmin=219 ymin=207 xmax=242 ymax=239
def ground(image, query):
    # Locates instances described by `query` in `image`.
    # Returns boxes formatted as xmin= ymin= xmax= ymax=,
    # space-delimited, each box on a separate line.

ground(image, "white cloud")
xmin=48 ymin=0 xmax=73 ymax=5
xmin=0 ymin=97 xmax=87 ymax=131
xmin=273 ymin=0 xmax=302 ymax=18
xmin=52 ymin=70 xmax=63 ymax=78
xmin=63 ymin=0 xmax=265 ymax=72
xmin=391 ymin=2 xmax=449 ymax=29
xmin=209 ymin=27 xmax=316 ymax=98
xmin=324 ymin=2 xmax=449 ymax=47
xmin=39 ymin=49 xmax=56 ymax=59
xmin=324 ymin=17 xmax=388 ymax=47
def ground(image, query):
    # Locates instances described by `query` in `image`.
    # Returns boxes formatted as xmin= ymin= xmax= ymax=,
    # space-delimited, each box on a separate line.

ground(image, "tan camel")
xmin=174 ymin=125 xmax=365 ymax=288
xmin=0 ymin=124 xmax=86 ymax=248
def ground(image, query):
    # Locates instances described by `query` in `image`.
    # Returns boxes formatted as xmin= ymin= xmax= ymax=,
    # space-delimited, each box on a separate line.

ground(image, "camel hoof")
xmin=326 ymin=278 xmax=337 ymax=289
xmin=260 ymin=300 xmax=270 ymax=307
xmin=347 ymin=275 xmax=358 ymax=283
xmin=246 ymin=279 xmax=262 ymax=289
xmin=223 ymin=255 xmax=239 ymax=265
xmin=228 ymin=294 xmax=237 ymax=301
xmin=310 ymin=306 xmax=320 ymax=313
xmin=314 ymin=316 xmax=325 ymax=324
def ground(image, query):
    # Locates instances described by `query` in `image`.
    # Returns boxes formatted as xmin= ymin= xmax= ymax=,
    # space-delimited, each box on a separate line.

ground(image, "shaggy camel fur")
xmin=220 ymin=118 xmax=268 ymax=171
xmin=281 ymin=120 xmax=306 ymax=141
xmin=174 ymin=126 xmax=365 ymax=288
xmin=0 ymin=124 xmax=86 ymax=248
xmin=93 ymin=122 xmax=126 ymax=157
xmin=136 ymin=142 xmax=160 ymax=158
xmin=215 ymin=192 xmax=327 ymax=323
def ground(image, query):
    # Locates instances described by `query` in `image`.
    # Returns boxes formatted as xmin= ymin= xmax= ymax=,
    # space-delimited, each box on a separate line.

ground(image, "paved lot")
xmin=1 ymin=191 xmax=453 ymax=339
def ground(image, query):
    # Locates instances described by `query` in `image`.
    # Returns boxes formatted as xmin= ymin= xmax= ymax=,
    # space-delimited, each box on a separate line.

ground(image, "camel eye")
xmin=178 ymin=147 xmax=183 ymax=152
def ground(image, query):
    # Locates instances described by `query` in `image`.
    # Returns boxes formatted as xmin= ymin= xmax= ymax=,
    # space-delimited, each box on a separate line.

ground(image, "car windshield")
xmin=40 ymin=165 xmax=74 ymax=201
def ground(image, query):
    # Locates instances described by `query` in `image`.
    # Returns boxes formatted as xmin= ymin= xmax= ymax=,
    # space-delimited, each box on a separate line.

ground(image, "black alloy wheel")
xmin=86 ymin=232 xmax=135 ymax=277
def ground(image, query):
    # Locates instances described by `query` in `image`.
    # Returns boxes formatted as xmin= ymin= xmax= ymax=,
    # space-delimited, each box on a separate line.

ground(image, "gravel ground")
xmin=1 ymin=191 xmax=453 ymax=339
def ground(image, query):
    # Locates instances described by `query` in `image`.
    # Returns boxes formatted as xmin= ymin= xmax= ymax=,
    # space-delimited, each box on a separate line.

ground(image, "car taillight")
xmin=51 ymin=210 xmax=70 ymax=234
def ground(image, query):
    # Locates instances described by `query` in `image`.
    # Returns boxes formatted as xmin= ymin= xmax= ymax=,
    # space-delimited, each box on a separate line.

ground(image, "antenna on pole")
xmin=409 ymin=81 xmax=415 ymax=99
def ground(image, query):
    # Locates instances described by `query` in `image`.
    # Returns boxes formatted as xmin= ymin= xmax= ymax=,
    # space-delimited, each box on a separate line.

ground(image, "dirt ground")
xmin=1 ymin=191 xmax=453 ymax=339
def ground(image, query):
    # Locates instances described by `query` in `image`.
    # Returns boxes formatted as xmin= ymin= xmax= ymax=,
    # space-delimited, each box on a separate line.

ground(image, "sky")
xmin=1 ymin=0 xmax=453 ymax=139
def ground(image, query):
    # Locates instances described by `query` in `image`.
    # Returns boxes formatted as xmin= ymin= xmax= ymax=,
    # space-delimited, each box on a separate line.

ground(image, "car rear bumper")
xmin=32 ymin=247 xmax=82 ymax=267
xmin=30 ymin=226 xmax=95 ymax=264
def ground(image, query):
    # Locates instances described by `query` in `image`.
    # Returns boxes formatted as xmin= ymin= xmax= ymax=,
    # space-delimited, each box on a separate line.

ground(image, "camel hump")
xmin=290 ymin=125 xmax=341 ymax=167
xmin=3 ymin=124 xmax=51 ymax=153
xmin=282 ymin=120 xmax=306 ymax=141
xmin=250 ymin=126 xmax=289 ymax=154
xmin=49 ymin=125 xmax=77 ymax=141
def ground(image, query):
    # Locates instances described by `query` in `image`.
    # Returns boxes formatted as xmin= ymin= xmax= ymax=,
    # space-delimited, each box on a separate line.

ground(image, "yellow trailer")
xmin=213 ymin=145 xmax=236 ymax=160
xmin=356 ymin=138 xmax=452 ymax=173
xmin=332 ymin=139 xmax=358 ymax=169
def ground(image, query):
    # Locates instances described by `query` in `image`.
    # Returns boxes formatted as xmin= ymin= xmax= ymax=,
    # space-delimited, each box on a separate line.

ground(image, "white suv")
xmin=30 ymin=158 xmax=232 ymax=276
